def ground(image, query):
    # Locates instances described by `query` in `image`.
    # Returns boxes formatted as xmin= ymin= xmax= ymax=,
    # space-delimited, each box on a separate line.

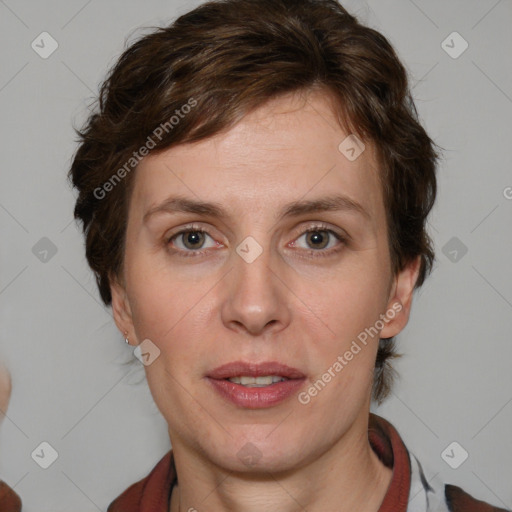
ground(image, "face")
xmin=112 ymin=89 xmax=419 ymax=473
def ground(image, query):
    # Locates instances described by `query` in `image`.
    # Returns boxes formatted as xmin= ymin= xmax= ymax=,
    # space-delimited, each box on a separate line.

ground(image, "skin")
xmin=0 ymin=363 xmax=11 ymax=421
xmin=111 ymin=88 xmax=420 ymax=512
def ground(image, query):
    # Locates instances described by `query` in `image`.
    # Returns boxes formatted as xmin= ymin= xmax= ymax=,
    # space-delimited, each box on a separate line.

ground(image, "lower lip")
xmin=207 ymin=378 xmax=305 ymax=409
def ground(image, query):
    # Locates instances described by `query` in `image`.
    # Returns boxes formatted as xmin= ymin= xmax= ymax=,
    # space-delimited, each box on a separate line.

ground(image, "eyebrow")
xmin=143 ymin=194 xmax=370 ymax=223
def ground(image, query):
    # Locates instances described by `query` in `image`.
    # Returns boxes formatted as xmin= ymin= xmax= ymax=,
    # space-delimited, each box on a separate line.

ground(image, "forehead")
xmin=131 ymin=90 xmax=384 ymax=224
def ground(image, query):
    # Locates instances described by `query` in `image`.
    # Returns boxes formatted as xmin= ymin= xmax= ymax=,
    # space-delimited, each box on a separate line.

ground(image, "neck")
xmin=169 ymin=413 xmax=393 ymax=512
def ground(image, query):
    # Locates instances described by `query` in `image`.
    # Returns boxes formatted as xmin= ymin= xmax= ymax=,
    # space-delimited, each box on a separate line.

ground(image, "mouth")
xmin=206 ymin=361 xmax=306 ymax=408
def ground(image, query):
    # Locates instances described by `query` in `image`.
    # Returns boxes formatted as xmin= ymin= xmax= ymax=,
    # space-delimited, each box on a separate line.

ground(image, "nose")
xmin=220 ymin=244 xmax=291 ymax=337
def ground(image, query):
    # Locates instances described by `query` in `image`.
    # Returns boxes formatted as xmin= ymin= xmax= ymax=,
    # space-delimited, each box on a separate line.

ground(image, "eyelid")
xmin=290 ymin=221 xmax=348 ymax=242
xmin=166 ymin=223 xmax=217 ymax=242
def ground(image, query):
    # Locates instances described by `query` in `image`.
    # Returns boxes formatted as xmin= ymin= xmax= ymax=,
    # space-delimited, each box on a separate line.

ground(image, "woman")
xmin=68 ymin=0 xmax=507 ymax=510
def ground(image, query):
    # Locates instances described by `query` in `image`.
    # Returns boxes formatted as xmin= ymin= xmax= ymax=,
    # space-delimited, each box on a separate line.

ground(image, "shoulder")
xmin=444 ymin=484 xmax=510 ymax=512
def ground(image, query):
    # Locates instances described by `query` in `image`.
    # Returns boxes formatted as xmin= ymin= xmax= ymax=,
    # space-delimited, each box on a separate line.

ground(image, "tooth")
xmin=254 ymin=376 xmax=273 ymax=385
xmin=226 ymin=375 xmax=289 ymax=386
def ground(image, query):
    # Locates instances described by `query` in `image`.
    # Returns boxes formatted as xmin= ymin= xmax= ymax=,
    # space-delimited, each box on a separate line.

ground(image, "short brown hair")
xmin=68 ymin=0 xmax=439 ymax=403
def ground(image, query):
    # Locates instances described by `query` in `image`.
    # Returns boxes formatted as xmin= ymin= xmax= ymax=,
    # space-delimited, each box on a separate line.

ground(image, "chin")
xmin=204 ymin=428 xmax=309 ymax=474
xmin=220 ymin=450 xmax=305 ymax=475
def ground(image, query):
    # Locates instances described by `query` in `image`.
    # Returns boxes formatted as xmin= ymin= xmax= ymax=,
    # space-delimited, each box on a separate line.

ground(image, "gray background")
xmin=0 ymin=0 xmax=511 ymax=510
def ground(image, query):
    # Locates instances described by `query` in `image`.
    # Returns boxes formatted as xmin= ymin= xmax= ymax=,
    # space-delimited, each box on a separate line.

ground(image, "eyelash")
xmin=166 ymin=223 xmax=346 ymax=259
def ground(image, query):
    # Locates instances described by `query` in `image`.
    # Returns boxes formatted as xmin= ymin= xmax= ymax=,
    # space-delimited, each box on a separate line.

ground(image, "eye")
xmin=168 ymin=228 xmax=218 ymax=253
xmin=291 ymin=225 xmax=345 ymax=256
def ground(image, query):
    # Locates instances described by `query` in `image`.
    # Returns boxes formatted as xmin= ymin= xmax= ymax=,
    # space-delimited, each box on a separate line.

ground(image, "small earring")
xmin=124 ymin=332 xmax=130 ymax=345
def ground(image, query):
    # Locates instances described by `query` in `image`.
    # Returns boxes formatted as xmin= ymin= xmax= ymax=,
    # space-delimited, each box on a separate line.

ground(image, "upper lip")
xmin=207 ymin=361 xmax=305 ymax=380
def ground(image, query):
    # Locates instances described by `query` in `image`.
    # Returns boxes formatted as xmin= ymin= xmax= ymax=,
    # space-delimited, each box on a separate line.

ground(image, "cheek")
xmin=290 ymin=252 xmax=391 ymax=401
xmin=126 ymin=249 xmax=207 ymax=338
xmin=295 ymin=256 xmax=390 ymax=341
xmin=126 ymin=262 xmax=220 ymax=388
xmin=126 ymin=267 xmax=213 ymax=417
xmin=131 ymin=286 xmax=209 ymax=350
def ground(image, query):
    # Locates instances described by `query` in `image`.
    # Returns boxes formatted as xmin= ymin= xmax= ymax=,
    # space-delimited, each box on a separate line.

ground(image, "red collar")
xmin=368 ymin=413 xmax=411 ymax=512
xmin=108 ymin=413 xmax=411 ymax=512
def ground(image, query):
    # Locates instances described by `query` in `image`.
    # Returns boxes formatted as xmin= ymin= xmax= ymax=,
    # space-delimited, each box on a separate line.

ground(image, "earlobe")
xmin=110 ymin=274 xmax=135 ymax=341
xmin=380 ymin=256 xmax=422 ymax=339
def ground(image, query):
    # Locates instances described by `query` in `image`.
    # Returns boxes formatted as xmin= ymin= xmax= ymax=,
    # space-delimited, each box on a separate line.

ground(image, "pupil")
xmin=307 ymin=231 xmax=328 ymax=249
xmin=185 ymin=231 xmax=204 ymax=249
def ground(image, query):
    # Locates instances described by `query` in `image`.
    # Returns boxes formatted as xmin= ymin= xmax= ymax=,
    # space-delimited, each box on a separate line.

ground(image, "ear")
xmin=110 ymin=273 xmax=136 ymax=344
xmin=380 ymin=256 xmax=422 ymax=339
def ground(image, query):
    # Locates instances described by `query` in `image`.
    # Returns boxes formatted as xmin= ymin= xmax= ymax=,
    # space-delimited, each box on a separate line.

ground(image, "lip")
xmin=206 ymin=361 xmax=306 ymax=409
xmin=207 ymin=361 xmax=305 ymax=380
